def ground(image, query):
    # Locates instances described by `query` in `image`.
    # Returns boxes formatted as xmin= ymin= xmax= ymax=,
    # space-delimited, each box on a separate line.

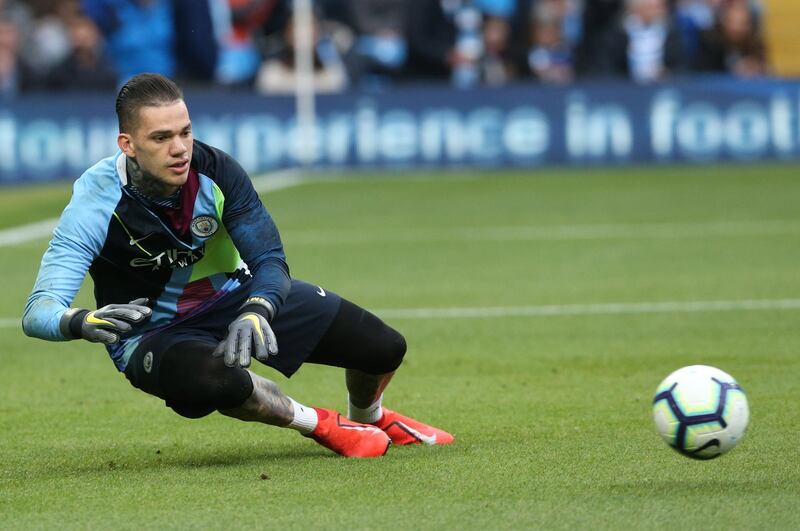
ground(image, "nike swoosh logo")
xmin=86 ymin=314 xmax=113 ymax=327
xmin=129 ymin=233 xmax=153 ymax=246
xmin=316 ymin=287 xmax=326 ymax=297
xmin=241 ymin=314 xmax=265 ymax=343
xmin=397 ymin=422 xmax=437 ymax=445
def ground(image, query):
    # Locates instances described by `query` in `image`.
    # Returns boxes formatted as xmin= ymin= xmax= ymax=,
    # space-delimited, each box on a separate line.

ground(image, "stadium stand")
xmin=0 ymin=0 xmax=771 ymax=96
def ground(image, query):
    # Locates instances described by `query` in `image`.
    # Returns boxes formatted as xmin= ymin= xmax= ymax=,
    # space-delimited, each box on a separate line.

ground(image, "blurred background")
xmin=0 ymin=0 xmax=798 ymax=183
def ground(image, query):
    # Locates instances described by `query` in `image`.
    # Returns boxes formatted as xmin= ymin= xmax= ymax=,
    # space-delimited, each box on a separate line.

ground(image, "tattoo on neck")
xmin=127 ymin=157 xmax=173 ymax=198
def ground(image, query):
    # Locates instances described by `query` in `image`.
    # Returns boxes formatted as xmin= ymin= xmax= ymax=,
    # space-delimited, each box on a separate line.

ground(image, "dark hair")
xmin=115 ymin=73 xmax=184 ymax=133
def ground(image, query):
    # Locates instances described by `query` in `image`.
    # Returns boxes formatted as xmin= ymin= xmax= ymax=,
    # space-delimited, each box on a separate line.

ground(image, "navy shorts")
xmin=124 ymin=279 xmax=341 ymax=399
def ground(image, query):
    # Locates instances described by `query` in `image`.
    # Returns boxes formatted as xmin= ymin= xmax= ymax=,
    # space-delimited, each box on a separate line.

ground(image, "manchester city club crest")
xmin=190 ymin=215 xmax=219 ymax=238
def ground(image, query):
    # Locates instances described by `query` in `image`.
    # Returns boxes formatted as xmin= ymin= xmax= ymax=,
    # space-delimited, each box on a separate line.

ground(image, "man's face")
xmin=633 ymin=0 xmax=666 ymax=25
xmin=722 ymin=4 xmax=752 ymax=42
xmin=118 ymin=100 xmax=193 ymax=191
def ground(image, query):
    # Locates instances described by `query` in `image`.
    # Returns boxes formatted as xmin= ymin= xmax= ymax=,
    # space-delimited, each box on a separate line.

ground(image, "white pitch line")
xmin=373 ymin=299 xmax=800 ymax=320
xmin=0 ymin=170 xmax=310 ymax=248
xmin=3 ymin=299 xmax=799 ymax=329
xmin=8 ymin=217 xmax=799 ymax=249
xmin=0 ymin=218 xmax=59 ymax=247
xmin=6 ymin=299 xmax=797 ymax=329
xmin=284 ymin=219 xmax=800 ymax=246
xmin=251 ymin=168 xmax=310 ymax=194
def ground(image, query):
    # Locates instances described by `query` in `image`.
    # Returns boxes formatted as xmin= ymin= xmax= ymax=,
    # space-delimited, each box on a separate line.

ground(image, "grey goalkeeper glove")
xmin=213 ymin=296 xmax=278 ymax=368
xmin=60 ymin=298 xmax=152 ymax=345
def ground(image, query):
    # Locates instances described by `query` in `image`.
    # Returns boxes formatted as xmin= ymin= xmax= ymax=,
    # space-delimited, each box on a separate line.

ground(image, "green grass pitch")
xmin=1 ymin=164 xmax=799 ymax=529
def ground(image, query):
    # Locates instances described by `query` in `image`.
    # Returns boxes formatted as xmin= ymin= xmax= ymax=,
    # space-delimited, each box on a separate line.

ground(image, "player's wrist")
xmin=240 ymin=296 xmax=275 ymax=322
xmin=59 ymin=308 xmax=90 ymax=340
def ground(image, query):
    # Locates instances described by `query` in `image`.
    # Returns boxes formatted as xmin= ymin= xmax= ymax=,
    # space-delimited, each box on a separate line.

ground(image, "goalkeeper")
xmin=22 ymin=73 xmax=453 ymax=458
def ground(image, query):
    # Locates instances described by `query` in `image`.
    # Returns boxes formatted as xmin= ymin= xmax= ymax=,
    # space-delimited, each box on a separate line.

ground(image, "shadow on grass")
xmin=86 ymin=441 xmax=459 ymax=473
xmin=7 ymin=431 xmax=464 ymax=484
xmin=133 ymin=446 xmax=329 ymax=469
xmin=9 ymin=444 xmax=339 ymax=483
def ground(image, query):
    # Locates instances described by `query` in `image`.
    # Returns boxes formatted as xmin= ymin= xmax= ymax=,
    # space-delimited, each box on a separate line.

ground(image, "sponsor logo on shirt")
xmin=130 ymin=246 xmax=205 ymax=271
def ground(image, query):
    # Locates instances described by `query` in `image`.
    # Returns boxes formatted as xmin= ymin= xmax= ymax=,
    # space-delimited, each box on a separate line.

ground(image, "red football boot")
xmin=373 ymin=408 xmax=455 ymax=446
xmin=306 ymin=408 xmax=391 ymax=458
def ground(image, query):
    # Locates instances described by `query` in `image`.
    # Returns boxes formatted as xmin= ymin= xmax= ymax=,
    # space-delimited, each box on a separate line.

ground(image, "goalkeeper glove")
xmin=213 ymin=296 xmax=278 ymax=368
xmin=60 ymin=298 xmax=152 ymax=344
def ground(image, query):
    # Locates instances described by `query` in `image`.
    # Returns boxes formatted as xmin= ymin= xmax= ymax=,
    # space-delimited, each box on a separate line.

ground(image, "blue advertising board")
xmin=1 ymin=78 xmax=799 ymax=184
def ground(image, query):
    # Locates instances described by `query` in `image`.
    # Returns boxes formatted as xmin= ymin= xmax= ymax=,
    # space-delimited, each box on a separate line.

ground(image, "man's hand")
xmin=214 ymin=298 xmax=278 ymax=368
xmin=61 ymin=298 xmax=152 ymax=344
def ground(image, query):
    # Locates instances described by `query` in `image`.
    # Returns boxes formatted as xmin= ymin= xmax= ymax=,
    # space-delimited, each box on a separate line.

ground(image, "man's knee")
xmin=375 ymin=325 xmax=406 ymax=374
xmin=168 ymin=401 xmax=216 ymax=419
xmin=159 ymin=340 xmax=254 ymax=414
xmin=315 ymin=298 xmax=408 ymax=374
xmin=352 ymin=301 xmax=407 ymax=373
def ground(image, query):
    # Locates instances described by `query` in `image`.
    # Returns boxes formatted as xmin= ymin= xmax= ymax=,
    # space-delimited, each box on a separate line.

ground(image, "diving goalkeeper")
xmin=22 ymin=73 xmax=453 ymax=458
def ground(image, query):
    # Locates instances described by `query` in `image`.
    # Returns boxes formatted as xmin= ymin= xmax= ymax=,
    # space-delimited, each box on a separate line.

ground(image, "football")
xmin=652 ymin=365 xmax=749 ymax=460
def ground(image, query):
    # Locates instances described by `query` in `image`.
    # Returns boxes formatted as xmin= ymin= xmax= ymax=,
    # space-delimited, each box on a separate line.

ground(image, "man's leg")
xmin=307 ymin=298 xmax=455 ymax=445
xmin=345 ymin=369 xmax=394 ymax=411
xmin=346 ymin=368 xmax=454 ymax=446
xmin=217 ymin=371 xmax=293 ymax=425
xmin=127 ymin=338 xmax=390 ymax=457
xmin=218 ymin=369 xmax=391 ymax=458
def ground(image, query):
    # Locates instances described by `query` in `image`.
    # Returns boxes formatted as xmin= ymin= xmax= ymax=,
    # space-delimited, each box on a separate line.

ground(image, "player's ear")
xmin=117 ymin=133 xmax=135 ymax=157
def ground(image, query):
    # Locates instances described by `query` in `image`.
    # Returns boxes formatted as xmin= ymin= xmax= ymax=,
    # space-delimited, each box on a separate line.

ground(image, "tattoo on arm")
xmin=219 ymin=371 xmax=294 ymax=426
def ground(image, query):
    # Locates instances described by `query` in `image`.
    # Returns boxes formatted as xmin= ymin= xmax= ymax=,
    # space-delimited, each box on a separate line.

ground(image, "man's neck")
xmin=126 ymin=157 xmax=178 ymax=198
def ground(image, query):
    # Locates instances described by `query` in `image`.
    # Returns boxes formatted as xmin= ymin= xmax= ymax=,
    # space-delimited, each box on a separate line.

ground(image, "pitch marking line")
xmin=0 ymin=169 xmax=307 ymax=248
xmin=251 ymin=168 xmax=310 ymax=194
xmin=7 ymin=218 xmax=799 ymax=248
xmin=373 ymin=299 xmax=800 ymax=320
xmin=284 ymin=219 xmax=800 ymax=246
xmin=0 ymin=219 xmax=59 ymax=247
xmin=4 ymin=299 xmax=798 ymax=329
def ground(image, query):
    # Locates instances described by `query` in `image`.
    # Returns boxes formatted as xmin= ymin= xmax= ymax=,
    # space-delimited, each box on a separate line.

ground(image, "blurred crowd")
xmin=0 ymin=0 xmax=769 ymax=98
